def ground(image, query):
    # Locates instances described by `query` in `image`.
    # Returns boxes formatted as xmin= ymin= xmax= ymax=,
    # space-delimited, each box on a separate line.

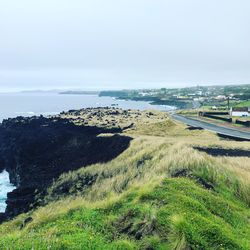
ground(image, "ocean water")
xmin=0 ymin=170 xmax=15 ymax=212
xmin=0 ymin=92 xmax=174 ymax=212
xmin=0 ymin=92 xmax=174 ymax=122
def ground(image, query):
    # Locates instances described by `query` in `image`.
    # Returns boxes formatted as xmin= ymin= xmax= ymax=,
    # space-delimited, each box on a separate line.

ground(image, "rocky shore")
xmin=0 ymin=107 xmax=168 ymax=222
xmin=0 ymin=108 xmax=142 ymax=222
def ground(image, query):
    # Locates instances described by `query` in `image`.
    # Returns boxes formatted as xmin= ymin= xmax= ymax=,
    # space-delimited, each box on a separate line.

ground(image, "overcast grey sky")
xmin=0 ymin=0 xmax=250 ymax=91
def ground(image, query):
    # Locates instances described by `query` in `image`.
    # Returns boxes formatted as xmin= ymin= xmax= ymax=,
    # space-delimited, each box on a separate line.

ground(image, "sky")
xmin=0 ymin=0 xmax=250 ymax=91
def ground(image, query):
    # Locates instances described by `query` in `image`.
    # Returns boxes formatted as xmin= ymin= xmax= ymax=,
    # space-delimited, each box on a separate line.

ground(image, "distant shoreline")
xmin=59 ymin=91 xmax=100 ymax=95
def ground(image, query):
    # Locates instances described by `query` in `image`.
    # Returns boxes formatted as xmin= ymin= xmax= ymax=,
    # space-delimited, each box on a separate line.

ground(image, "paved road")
xmin=172 ymin=114 xmax=250 ymax=140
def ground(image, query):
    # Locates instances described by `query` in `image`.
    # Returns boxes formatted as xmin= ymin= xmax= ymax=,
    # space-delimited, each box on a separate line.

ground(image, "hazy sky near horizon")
xmin=0 ymin=0 xmax=250 ymax=91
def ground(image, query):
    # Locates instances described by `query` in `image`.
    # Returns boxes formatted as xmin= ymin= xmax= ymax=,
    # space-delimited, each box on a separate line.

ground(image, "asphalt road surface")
xmin=172 ymin=114 xmax=250 ymax=140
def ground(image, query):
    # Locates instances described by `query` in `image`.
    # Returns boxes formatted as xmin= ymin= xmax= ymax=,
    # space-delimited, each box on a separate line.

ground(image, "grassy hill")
xmin=0 ymin=110 xmax=250 ymax=249
xmin=235 ymin=100 xmax=250 ymax=107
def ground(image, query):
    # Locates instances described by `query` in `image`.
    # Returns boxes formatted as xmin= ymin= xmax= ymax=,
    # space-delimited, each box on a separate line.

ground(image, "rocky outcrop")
xmin=0 ymin=114 xmax=132 ymax=221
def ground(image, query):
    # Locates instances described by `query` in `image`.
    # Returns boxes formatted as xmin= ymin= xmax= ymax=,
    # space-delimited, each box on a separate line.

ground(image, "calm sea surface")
xmin=0 ymin=92 xmax=174 ymax=212
xmin=0 ymin=92 xmax=174 ymax=122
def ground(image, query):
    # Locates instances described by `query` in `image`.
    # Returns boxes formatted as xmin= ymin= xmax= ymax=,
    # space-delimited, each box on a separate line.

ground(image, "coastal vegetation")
xmin=99 ymin=90 xmax=192 ymax=109
xmin=0 ymin=108 xmax=250 ymax=249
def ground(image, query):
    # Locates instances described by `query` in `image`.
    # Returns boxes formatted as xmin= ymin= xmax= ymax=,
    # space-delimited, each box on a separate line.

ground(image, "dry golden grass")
xmin=55 ymin=108 xmax=168 ymax=130
xmin=44 ymin=112 xmax=250 ymax=206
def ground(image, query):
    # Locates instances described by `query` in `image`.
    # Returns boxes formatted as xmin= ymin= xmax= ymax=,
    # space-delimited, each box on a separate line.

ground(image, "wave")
xmin=0 ymin=170 xmax=15 ymax=212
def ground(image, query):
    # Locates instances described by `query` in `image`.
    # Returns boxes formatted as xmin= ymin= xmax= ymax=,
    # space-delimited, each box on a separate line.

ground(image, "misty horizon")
xmin=1 ymin=1 xmax=250 ymax=90
xmin=1 ymin=82 xmax=250 ymax=94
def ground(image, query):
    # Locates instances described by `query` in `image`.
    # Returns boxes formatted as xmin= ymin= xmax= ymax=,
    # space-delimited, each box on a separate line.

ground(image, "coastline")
xmin=98 ymin=91 xmax=189 ymax=109
xmin=0 ymin=106 xmax=250 ymax=249
xmin=0 ymin=92 xmax=175 ymax=122
xmin=0 ymin=93 xmax=175 ymax=216
xmin=0 ymin=106 xmax=169 ymax=221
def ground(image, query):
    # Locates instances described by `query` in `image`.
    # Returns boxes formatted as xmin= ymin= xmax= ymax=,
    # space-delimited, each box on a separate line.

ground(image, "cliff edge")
xmin=0 ymin=110 xmax=132 ymax=220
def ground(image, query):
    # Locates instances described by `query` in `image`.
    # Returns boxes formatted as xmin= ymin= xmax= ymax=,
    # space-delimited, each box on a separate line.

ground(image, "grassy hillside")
xmin=235 ymin=100 xmax=250 ymax=107
xmin=0 ymin=111 xmax=250 ymax=249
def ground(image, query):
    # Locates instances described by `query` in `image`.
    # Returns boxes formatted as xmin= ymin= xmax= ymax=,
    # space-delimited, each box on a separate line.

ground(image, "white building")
xmin=230 ymin=107 xmax=250 ymax=117
xmin=215 ymin=95 xmax=227 ymax=100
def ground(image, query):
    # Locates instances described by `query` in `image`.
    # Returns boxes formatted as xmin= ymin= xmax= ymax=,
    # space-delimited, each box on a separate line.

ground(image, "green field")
xmin=235 ymin=100 xmax=250 ymax=107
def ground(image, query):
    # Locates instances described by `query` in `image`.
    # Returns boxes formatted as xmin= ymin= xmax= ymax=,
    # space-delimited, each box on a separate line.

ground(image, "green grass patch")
xmin=1 ymin=178 xmax=249 ymax=249
xmin=235 ymin=100 xmax=250 ymax=107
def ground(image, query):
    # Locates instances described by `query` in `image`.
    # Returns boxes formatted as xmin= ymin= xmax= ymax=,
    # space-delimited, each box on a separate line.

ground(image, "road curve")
xmin=172 ymin=114 xmax=250 ymax=140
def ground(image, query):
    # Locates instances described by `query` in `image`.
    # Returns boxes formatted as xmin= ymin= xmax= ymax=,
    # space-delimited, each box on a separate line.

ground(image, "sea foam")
xmin=0 ymin=170 xmax=15 ymax=212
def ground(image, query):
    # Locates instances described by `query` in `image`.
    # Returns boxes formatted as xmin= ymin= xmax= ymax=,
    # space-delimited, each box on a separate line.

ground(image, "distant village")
xmin=99 ymin=84 xmax=250 ymax=117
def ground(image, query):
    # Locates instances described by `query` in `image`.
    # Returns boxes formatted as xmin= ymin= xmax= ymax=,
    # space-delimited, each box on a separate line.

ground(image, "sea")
xmin=0 ymin=92 xmax=175 ymax=212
